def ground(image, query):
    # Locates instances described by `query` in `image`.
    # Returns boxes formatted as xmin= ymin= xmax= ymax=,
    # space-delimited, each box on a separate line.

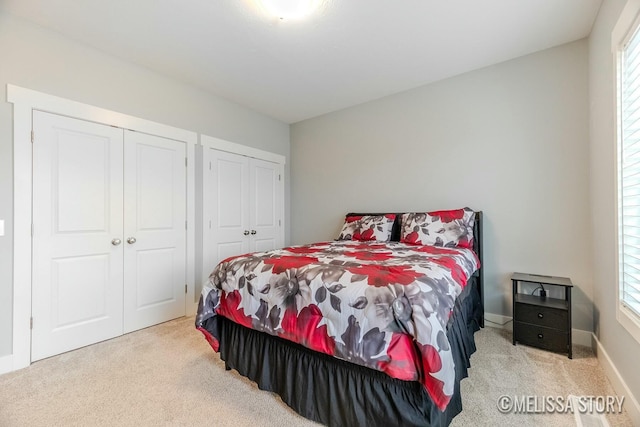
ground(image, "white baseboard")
xmin=189 ymin=301 xmax=199 ymax=317
xmin=484 ymin=312 xmax=513 ymax=328
xmin=483 ymin=312 xmax=592 ymax=346
xmin=0 ymin=354 xmax=13 ymax=375
xmin=572 ymin=328 xmax=593 ymax=347
xmin=593 ymin=333 xmax=640 ymax=425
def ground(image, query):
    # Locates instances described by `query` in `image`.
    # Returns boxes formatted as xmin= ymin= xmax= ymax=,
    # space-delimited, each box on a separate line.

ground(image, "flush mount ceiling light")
xmin=259 ymin=0 xmax=322 ymax=20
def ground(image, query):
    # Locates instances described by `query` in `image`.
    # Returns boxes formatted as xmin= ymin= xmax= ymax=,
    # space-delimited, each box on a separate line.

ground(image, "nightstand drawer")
xmin=514 ymin=322 xmax=569 ymax=353
xmin=514 ymin=303 xmax=568 ymax=330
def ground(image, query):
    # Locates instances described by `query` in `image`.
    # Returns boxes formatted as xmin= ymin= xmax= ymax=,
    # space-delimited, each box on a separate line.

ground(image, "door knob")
xmin=251 ymin=230 xmax=257 ymax=235
xmin=111 ymin=238 xmax=122 ymax=246
xmin=243 ymin=230 xmax=250 ymax=236
xmin=126 ymin=237 xmax=137 ymax=244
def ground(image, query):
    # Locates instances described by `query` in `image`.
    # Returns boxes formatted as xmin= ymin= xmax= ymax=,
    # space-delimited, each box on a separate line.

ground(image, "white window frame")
xmin=613 ymin=0 xmax=640 ymax=346
xmin=7 ymin=84 xmax=198 ymax=372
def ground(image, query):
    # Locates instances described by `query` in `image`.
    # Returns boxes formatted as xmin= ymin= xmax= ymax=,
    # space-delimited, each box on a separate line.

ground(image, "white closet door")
xmin=123 ymin=131 xmax=186 ymax=333
xmin=204 ymin=149 xmax=250 ymax=281
xmin=249 ymin=158 xmax=283 ymax=252
xmin=32 ymin=111 xmax=124 ymax=361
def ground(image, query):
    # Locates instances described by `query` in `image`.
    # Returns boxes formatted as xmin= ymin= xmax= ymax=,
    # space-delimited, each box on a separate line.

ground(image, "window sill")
xmin=617 ymin=303 xmax=640 ymax=345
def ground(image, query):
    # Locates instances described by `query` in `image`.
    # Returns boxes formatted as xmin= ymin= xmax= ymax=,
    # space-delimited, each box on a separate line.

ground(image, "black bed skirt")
xmin=201 ymin=278 xmax=482 ymax=427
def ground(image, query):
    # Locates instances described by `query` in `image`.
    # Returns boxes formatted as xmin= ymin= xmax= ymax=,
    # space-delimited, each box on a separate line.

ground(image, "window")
xmin=619 ymin=20 xmax=640 ymax=318
xmin=616 ymin=8 xmax=640 ymax=344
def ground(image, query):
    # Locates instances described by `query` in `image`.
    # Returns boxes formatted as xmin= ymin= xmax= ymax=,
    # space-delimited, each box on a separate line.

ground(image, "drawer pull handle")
xmin=537 ymin=333 xmax=544 ymax=339
xmin=537 ymin=313 xmax=544 ymax=319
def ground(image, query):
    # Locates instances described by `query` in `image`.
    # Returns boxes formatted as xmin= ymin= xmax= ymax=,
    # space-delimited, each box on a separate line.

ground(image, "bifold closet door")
xmin=204 ymin=149 xmax=250 ymax=280
xmin=249 ymin=158 xmax=282 ymax=252
xmin=32 ymin=111 xmax=125 ymax=361
xmin=32 ymin=113 xmax=188 ymax=361
xmin=123 ymin=131 xmax=186 ymax=333
xmin=204 ymin=148 xmax=283 ymax=282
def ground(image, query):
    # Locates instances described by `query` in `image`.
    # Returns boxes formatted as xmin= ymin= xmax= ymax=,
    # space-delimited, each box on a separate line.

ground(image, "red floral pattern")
xmin=342 ymin=250 xmax=394 ymax=262
xmin=346 ymin=264 xmax=425 ymax=287
xmin=418 ymin=343 xmax=449 ymax=409
xmin=429 ymin=209 xmax=464 ymax=222
xmin=279 ymin=305 xmax=336 ymax=355
xmin=286 ymin=246 xmax=325 ymax=255
xmin=216 ymin=290 xmax=253 ymax=329
xmin=349 ymin=242 xmax=389 ymax=250
xmin=379 ymin=332 xmax=420 ymax=381
xmin=337 ymin=214 xmax=396 ymax=242
xmin=264 ymin=255 xmax=319 ymax=274
xmin=196 ymin=240 xmax=480 ymax=411
xmin=401 ymin=208 xmax=475 ymax=249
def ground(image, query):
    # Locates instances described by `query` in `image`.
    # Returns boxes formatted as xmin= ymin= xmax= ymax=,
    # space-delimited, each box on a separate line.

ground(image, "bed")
xmin=196 ymin=208 xmax=484 ymax=427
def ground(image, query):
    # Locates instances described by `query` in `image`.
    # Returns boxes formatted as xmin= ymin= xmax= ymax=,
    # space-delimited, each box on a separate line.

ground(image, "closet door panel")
xmin=205 ymin=149 xmax=250 ymax=280
xmin=249 ymin=158 xmax=282 ymax=252
xmin=124 ymin=131 xmax=186 ymax=333
xmin=31 ymin=111 xmax=124 ymax=361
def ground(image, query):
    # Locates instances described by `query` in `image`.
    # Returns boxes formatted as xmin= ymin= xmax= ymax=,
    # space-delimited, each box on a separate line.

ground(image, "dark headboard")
xmin=344 ymin=210 xmax=484 ymax=327
xmin=472 ymin=211 xmax=484 ymax=327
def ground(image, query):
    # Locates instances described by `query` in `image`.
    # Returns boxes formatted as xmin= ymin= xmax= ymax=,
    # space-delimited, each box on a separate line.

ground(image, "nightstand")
xmin=511 ymin=273 xmax=573 ymax=359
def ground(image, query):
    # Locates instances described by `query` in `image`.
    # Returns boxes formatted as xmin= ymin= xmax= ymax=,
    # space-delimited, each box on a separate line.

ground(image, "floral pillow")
xmin=400 ymin=208 xmax=475 ymax=248
xmin=337 ymin=214 xmax=396 ymax=242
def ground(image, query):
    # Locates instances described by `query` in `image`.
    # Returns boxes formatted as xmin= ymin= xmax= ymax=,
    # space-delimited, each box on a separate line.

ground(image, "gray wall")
xmin=589 ymin=0 xmax=640 ymax=407
xmin=291 ymin=40 xmax=592 ymax=331
xmin=0 ymin=12 xmax=290 ymax=358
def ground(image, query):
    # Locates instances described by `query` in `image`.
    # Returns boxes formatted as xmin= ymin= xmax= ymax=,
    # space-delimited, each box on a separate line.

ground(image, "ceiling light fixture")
xmin=259 ymin=0 xmax=321 ymax=20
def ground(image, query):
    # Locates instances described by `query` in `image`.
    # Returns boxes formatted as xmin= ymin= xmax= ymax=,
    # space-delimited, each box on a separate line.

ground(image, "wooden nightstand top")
xmin=511 ymin=272 xmax=573 ymax=287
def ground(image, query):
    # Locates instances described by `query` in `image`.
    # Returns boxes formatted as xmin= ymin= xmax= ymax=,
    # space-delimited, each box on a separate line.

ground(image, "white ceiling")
xmin=1 ymin=0 xmax=602 ymax=123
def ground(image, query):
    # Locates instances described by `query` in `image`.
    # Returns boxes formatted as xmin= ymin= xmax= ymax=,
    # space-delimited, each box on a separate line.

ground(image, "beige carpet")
xmin=451 ymin=327 xmax=632 ymax=427
xmin=0 ymin=317 xmax=632 ymax=427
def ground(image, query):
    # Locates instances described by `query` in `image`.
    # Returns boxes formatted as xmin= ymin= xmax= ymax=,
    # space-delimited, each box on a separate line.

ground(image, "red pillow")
xmin=337 ymin=214 xmax=396 ymax=242
xmin=400 ymin=208 xmax=474 ymax=248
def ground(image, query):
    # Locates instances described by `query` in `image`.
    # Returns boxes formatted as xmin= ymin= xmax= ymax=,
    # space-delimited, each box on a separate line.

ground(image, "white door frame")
xmin=7 ymin=84 xmax=197 ymax=371
xmin=200 ymin=134 xmax=285 ymax=287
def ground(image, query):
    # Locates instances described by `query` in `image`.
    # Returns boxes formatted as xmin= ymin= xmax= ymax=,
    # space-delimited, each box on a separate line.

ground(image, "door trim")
xmin=201 ymin=134 xmax=286 ymax=165
xmin=7 ymin=84 xmax=197 ymax=371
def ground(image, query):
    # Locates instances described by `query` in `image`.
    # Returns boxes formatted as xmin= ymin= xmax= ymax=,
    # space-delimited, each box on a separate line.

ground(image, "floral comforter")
xmin=196 ymin=240 xmax=480 ymax=410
